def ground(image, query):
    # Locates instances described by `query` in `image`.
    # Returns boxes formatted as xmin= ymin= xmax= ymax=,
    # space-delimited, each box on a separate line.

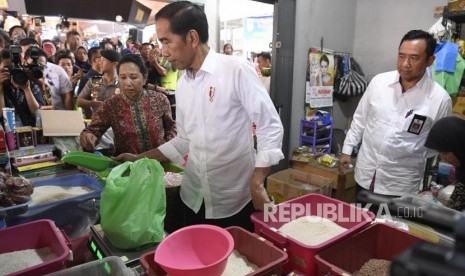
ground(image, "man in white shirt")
xmin=339 ymin=30 xmax=452 ymax=198
xmin=114 ymin=1 xmax=284 ymax=230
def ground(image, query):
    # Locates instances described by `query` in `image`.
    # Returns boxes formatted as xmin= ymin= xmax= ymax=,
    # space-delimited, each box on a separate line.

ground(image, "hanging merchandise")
xmin=432 ymin=55 xmax=465 ymax=97
xmin=337 ymin=56 xmax=368 ymax=97
xmin=432 ymin=41 xmax=465 ymax=97
xmin=434 ymin=41 xmax=459 ymax=73
xmin=306 ymin=49 xmax=335 ymax=108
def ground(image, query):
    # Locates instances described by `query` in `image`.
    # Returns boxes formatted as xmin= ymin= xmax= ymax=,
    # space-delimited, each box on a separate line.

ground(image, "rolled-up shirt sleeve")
xmin=236 ymin=61 xmax=284 ymax=167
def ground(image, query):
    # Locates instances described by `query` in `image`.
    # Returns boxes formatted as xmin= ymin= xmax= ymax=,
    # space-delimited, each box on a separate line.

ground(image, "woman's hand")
xmin=112 ymin=153 xmax=138 ymax=162
xmin=80 ymin=132 xmax=98 ymax=152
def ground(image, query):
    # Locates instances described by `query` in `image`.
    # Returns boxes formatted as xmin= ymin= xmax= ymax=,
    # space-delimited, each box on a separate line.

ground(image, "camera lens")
xmin=32 ymin=67 xmax=43 ymax=79
xmin=11 ymin=69 xmax=28 ymax=86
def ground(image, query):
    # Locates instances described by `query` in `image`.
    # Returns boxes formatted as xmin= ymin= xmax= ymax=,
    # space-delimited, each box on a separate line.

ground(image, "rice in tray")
xmin=279 ymin=215 xmax=347 ymax=246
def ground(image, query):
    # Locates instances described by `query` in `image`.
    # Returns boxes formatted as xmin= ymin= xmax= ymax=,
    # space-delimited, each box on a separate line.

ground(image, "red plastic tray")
xmin=250 ymin=194 xmax=374 ymax=275
xmin=140 ymin=226 xmax=288 ymax=276
xmin=0 ymin=219 xmax=71 ymax=276
xmin=315 ymin=223 xmax=424 ymax=275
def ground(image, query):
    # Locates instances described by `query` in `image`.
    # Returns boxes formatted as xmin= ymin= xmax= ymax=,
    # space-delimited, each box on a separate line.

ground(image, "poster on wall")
xmin=305 ymin=50 xmax=335 ymax=108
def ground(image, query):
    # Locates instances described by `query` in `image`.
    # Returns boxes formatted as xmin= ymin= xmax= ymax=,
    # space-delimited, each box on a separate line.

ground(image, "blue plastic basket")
xmin=5 ymin=173 xmax=103 ymax=234
xmin=0 ymin=198 xmax=31 ymax=219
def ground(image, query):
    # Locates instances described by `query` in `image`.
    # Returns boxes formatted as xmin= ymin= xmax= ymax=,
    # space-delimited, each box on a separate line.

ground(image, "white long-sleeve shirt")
xmin=159 ymin=50 xmax=284 ymax=219
xmin=342 ymin=71 xmax=452 ymax=196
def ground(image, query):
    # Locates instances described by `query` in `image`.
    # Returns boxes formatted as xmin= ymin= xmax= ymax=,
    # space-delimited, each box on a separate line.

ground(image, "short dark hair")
xmin=88 ymin=47 xmax=101 ymax=61
xmin=100 ymin=39 xmax=115 ymax=50
xmin=155 ymin=1 xmax=209 ymax=43
xmin=55 ymin=49 xmax=74 ymax=64
xmin=66 ymin=30 xmax=80 ymax=40
xmin=399 ymin=30 xmax=436 ymax=58
xmin=19 ymin=38 xmax=38 ymax=47
xmin=24 ymin=47 xmax=47 ymax=59
xmin=41 ymin=39 xmax=54 ymax=47
xmin=257 ymin=51 xmax=271 ymax=61
xmin=117 ymin=54 xmax=147 ymax=76
xmin=0 ymin=49 xmax=11 ymax=63
xmin=8 ymin=25 xmax=24 ymax=37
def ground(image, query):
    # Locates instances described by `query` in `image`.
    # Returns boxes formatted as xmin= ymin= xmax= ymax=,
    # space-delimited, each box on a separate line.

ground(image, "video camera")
xmin=9 ymin=45 xmax=44 ymax=86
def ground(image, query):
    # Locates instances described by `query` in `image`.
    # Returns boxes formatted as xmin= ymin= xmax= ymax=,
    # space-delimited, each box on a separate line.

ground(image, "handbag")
xmin=337 ymin=57 xmax=368 ymax=96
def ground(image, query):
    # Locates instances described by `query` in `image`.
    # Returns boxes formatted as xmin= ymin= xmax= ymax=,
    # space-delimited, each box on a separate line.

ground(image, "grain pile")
xmin=222 ymin=249 xmax=258 ymax=276
xmin=0 ymin=248 xmax=56 ymax=275
xmin=31 ymin=185 xmax=92 ymax=206
xmin=354 ymin=259 xmax=391 ymax=276
xmin=279 ymin=216 xmax=347 ymax=246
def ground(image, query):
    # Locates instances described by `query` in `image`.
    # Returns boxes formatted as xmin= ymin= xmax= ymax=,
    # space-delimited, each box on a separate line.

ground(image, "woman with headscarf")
xmin=425 ymin=116 xmax=465 ymax=211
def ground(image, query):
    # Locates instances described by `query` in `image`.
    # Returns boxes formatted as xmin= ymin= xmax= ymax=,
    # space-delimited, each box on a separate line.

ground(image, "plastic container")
xmin=154 ymin=225 xmax=234 ymax=276
xmin=251 ymin=194 xmax=374 ymax=275
xmin=267 ymin=169 xmax=332 ymax=204
xmin=314 ymin=223 xmax=424 ymax=275
xmin=0 ymin=219 xmax=71 ymax=276
xmin=47 ymin=256 xmax=134 ymax=276
xmin=0 ymin=198 xmax=31 ymax=219
xmin=140 ymin=226 xmax=288 ymax=276
xmin=5 ymin=173 xmax=102 ymax=237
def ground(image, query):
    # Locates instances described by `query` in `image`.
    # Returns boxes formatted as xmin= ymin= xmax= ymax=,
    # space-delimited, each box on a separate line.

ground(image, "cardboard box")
xmin=267 ymin=169 xmax=332 ymax=203
xmin=41 ymin=110 xmax=85 ymax=136
xmin=32 ymin=127 xmax=50 ymax=146
xmin=15 ymin=126 xmax=34 ymax=149
xmin=448 ymin=0 xmax=465 ymax=11
xmin=453 ymin=96 xmax=465 ymax=118
xmin=291 ymin=160 xmax=357 ymax=203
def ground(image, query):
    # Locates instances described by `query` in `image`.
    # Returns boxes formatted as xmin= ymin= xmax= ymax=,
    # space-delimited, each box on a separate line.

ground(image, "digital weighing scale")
xmin=88 ymin=224 xmax=159 ymax=268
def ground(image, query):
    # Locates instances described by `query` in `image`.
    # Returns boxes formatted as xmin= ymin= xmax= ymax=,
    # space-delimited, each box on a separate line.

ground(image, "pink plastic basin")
xmin=154 ymin=224 xmax=234 ymax=276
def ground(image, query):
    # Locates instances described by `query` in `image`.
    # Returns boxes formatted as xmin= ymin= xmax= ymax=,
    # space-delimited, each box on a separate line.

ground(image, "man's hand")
xmin=71 ymin=71 xmax=83 ymax=87
xmin=91 ymin=101 xmax=103 ymax=109
xmin=338 ymin=154 xmax=352 ymax=174
xmin=80 ymin=132 xmax=98 ymax=152
xmin=11 ymin=79 xmax=30 ymax=91
xmin=250 ymin=167 xmax=273 ymax=211
xmin=0 ymin=70 xmax=10 ymax=85
xmin=112 ymin=153 xmax=138 ymax=162
xmin=148 ymin=49 xmax=159 ymax=64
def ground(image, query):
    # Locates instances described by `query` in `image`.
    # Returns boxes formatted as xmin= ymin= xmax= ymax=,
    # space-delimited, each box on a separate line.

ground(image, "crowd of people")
xmin=0 ymin=2 xmax=284 ymax=232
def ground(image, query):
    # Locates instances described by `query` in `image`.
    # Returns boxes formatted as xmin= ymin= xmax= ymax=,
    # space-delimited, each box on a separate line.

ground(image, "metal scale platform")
xmin=88 ymin=224 xmax=159 ymax=268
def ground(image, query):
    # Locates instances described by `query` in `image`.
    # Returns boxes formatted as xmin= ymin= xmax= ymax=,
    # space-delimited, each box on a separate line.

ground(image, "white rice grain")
xmin=279 ymin=216 xmax=347 ymax=246
xmin=31 ymin=185 xmax=92 ymax=206
xmin=0 ymin=248 xmax=56 ymax=275
xmin=222 ymin=249 xmax=258 ymax=276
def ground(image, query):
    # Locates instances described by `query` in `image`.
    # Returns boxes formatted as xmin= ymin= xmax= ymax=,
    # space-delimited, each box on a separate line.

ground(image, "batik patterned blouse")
xmin=81 ymin=89 xmax=176 ymax=155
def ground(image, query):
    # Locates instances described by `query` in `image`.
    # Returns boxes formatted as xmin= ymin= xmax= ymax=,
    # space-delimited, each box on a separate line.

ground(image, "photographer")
xmin=21 ymin=39 xmax=74 ymax=110
xmin=0 ymin=49 xmax=43 ymax=127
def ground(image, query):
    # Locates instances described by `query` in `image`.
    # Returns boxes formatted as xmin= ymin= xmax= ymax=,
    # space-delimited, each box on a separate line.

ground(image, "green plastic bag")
xmin=100 ymin=158 xmax=166 ymax=249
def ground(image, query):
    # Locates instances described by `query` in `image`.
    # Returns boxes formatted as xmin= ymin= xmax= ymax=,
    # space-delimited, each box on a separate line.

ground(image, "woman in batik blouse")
xmin=80 ymin=54 xmax=176 ymax=155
